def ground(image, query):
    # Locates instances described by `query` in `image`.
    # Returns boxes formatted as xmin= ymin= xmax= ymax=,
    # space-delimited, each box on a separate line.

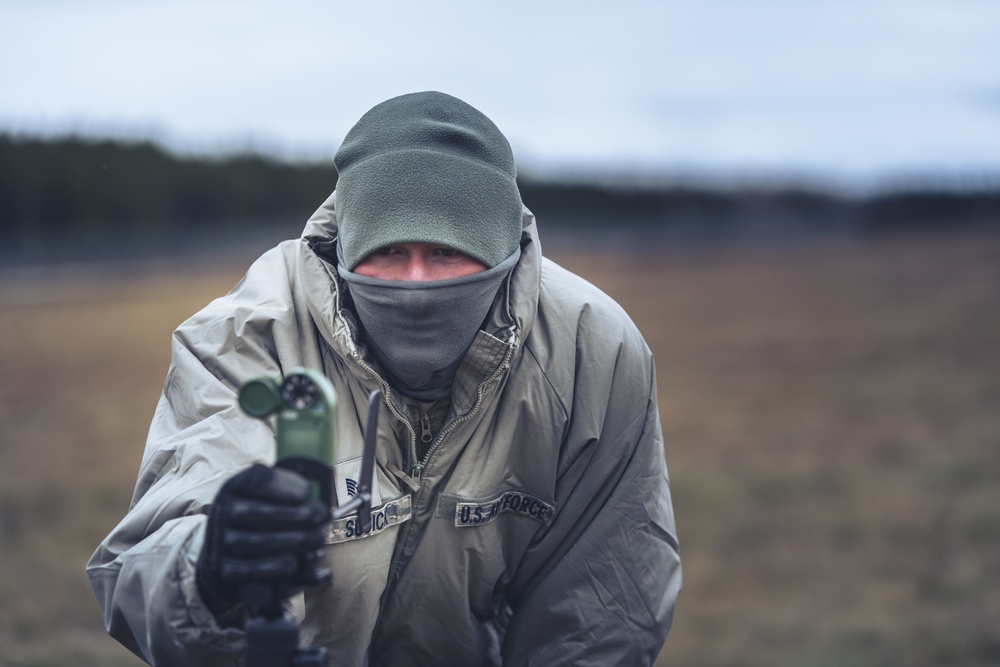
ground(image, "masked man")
xmin=88 ymin=91 xmax=681 ymax=666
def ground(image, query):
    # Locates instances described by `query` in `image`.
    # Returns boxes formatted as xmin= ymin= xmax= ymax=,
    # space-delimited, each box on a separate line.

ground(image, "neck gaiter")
xmin=338 ymin=248 xmax=520 ymax=399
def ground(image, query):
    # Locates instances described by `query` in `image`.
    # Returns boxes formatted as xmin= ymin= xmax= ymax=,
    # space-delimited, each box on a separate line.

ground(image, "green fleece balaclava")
xmin=333 ymin=91 xmax=523 ymax=270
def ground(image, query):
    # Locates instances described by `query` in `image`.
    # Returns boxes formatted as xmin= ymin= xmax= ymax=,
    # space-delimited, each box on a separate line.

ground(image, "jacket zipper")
xmin=367 ymin=338 xmax=516 ymax=650
xmin=351 ymin=355 xmax=419 ymax=476
xmin=419 ymin=413 xmax=433 ymax=446
xmin=382 ymin=342 xmax=516 ymax=581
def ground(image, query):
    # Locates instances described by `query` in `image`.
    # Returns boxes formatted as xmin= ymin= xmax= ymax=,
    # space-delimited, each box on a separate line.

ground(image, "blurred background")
xmin=1 ymin=1 xmax=998 ymax=665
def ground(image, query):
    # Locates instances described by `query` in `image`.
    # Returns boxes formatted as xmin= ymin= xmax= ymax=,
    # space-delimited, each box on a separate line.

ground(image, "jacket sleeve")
xmin=86 ymin=257 xmax=300 ymax=666
xmin=503 ymin=326 xmax=682 ymax=666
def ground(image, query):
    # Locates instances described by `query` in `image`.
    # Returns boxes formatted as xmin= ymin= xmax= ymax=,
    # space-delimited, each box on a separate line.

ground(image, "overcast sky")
xmin=3 ymin=0 xmax=1000 ymax=188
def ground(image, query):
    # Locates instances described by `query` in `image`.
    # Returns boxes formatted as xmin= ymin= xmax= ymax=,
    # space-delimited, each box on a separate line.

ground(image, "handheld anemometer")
xmin=237 ymin=368 xmax=379 ymax=667
xmin=239 ymin=369 xmax=338 ymax=507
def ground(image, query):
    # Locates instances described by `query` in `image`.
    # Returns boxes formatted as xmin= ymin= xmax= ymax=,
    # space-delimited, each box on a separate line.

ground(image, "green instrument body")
xmin=238 ymin=367 xmax=377 ymax=529
xmin=238 ymin=368 xmax=337 ymax=501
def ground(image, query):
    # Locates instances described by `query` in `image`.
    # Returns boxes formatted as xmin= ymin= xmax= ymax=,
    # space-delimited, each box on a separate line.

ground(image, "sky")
xmin=3 ymin=0 xmax=1000 ymax=190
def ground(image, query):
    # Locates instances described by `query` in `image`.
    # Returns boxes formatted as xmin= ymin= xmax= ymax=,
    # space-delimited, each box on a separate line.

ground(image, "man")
xmin=88 ymin=91 xmax=681 ymax=666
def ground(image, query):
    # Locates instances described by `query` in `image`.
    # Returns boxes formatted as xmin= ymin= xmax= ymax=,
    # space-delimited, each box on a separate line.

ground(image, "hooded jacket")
xmin=87 ymin=192 xmax=682 ymax=666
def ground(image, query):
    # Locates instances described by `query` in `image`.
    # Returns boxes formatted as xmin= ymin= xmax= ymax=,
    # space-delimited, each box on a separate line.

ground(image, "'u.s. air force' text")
xmin=454 ymin=490 xmax=555 ymax=527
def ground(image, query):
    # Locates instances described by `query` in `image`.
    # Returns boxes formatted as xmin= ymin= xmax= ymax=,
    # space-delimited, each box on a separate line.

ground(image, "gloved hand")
xmin=196 ymin=463 xmax=331 ymax=619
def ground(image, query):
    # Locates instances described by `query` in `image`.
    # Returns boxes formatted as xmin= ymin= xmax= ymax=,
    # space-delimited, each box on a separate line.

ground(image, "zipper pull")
xmin=419 ymin=413 xmax=433 ymax=445
xmin=410 ymin=463 xmax=424 ymax=482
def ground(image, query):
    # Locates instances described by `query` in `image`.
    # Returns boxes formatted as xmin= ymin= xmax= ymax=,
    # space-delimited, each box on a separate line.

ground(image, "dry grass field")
xmin=1 ymin=228 xmax=998 ymax=666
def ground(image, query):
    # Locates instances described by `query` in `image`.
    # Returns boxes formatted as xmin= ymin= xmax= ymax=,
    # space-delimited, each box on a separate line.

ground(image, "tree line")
xmin=1 ymin=134 xmax=336 ymax=244
xmin=2 ymin=133 xmax=997 ymax=264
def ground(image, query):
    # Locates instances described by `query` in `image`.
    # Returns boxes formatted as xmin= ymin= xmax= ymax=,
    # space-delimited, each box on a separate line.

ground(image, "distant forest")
xmin=2 ymin=133 xmax=998 ymax=265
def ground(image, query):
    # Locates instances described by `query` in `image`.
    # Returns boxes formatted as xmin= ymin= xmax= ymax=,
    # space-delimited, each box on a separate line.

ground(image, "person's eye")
xmin=372 ymin=246 xmax=397 ymax=256
xmin=434 ymin=247 xmax=458 ymax=257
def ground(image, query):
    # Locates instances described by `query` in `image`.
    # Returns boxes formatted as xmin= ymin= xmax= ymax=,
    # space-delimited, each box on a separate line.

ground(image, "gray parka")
xmin=87 ymin=193 xmax=681 ymax=666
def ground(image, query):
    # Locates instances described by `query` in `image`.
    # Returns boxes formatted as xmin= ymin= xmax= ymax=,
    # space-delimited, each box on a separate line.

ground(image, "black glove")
xmin=196 ymin=463 xmax=331 ymax=619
